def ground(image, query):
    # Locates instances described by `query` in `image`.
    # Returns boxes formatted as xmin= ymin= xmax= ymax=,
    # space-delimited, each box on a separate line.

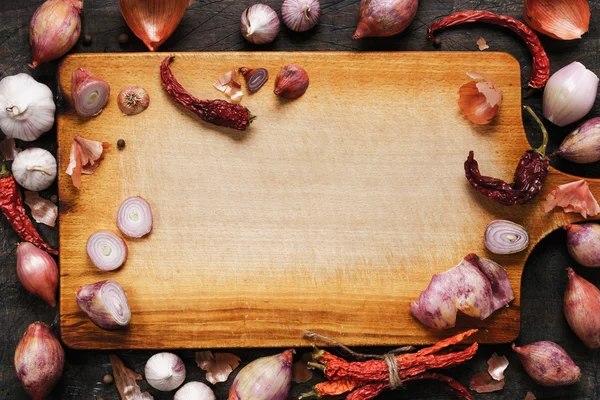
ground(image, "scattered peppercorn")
xmin=117 ymin=139 xmax=125 ymax=149
xmin=83 ymin=34 xmax=92 ymax=45
xmin=118 ymin=33 xmax=129 ymax=45
xmin=103 ymin=374 xmax=113 ymax=384
xmin=50 ymin=195 xmax=58 ymax=204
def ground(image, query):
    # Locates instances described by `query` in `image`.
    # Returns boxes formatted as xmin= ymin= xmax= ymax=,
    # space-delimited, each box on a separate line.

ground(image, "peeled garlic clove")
xmin=524 ymin=0 xmax=590 ymax=40
xmin=145 ymin=352 xmax=186 ymax=391
xmin=353 ymin=0 xmax=419 ymax=39
xmin=565 ymin=223 xmax=600 ymax=267
xmin=458 ymin=72 xmax=503 ymax=125
xmin=229 ymin=349 xmax=293 ymax=400
xmin=241 ymin=4 xmax=280 ymax=45
xmin=554 ymin=117 xmax=600 ymax=163
xmin=564 ymin=268 xmax=600 ymax=348
xmin=119 ymin=0 xmax=189 ymax=51
xmin=17 ymin=242 xmax=58 ymax=307
xmin=274 ymin=64 xmax=309 ymax=100
xmin=512 ymin=341 xmax=580 ymax=387
xmin=30 ymin=0 xmax=82 ymax=68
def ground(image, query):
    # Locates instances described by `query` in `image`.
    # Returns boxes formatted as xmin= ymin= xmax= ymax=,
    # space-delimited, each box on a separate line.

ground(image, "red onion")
xmin=353 ymin=0 xmax=419 ymax=39
xmin=564 ymin=268 xmax=600 ymax=348
xmin=86 ymin=230 xmax=128 ymax=271
xmin=71 ymin=68 xmax=110 ymax=117
xmin=228 ymin=349 xmax=293 ymax=400
xmin=281 ymin=0 xmax=321 ymax=32
xmin=117 ymin=196 xmax=153 ymax=238
xmin=76 ymin=280 xmax=131 ymax=330
xmin=14 ymin=322 xmax=65 ymax=400
xmin=16 ymin=242 xmax=58 ymax=307
xmin=512 ymin=341 xmax=580 ymax=387
xmin=484 ymin=220 xmax=529 ymax=255
xmin=274 ymin=64 xmax=309 ymax=99
xmin=565 ymin=223 xmax=600 ymax=267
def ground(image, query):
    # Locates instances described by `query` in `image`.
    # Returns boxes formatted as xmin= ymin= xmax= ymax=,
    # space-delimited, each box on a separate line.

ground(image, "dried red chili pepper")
xmin=403 ymin=373 xmax=475 ymax=400
xmin=428 ymin=11 xmax=550 ymax=89
xmin=160 ymin=56 xmax=255 ymax=131
xmin=0 ymin=164 xmax=57 ymax=255
xmin=465 ymin=106 xmax=549 ymax=206
xmin=299 ymin=379 xmax=360 ymax=398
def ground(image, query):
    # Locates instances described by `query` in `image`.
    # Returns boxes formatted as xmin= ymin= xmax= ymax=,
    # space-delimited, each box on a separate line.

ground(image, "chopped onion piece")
xmin=86 ymin=230 xmax=128 ymax=271
xmin=117 ymin=196 xmax=153 ymax=238
xmin=484 ymin=220 xmax=530 ymax=254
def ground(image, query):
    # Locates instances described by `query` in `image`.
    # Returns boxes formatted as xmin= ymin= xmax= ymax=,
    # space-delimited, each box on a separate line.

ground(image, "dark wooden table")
xmin=1 ymin=1 xmax=599 ymax=399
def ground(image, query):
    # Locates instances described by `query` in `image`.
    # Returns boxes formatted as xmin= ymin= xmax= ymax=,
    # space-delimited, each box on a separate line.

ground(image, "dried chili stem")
xmin=524 ymin=105 xmax=548 ymax=157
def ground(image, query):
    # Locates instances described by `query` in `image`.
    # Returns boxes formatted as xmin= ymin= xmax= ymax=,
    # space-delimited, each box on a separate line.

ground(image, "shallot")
xmin=87 ymin=230 xmax=128 ymax=271
xmin=145 ymin=352 xmax=186 ymax=391
xmin=565 ymin=223 xmax=600 ymax=267
xmin=117 ymin=196 xmax=153 ymax=238
xmin=72 ymin=68 xmax=110 ymax=117
xmin=241 ymin=4 xmax=280 ymax=45
xmin=11 ymin=148 xmax=57 ymax=191
xmin=512 ymin=341 xmax=580 ymax=387
xmin=24 ymin=191 xmax=58 ymax=227
xmin=484 ymin=220 xmax=529 ymax=254
xmin=117 ymin=86 xmax=150 ymax=115
xmin=281 ymin=0 xmax=321 ymax=32
xmin=524 ymin=0 xmax=590 ymax=40
xmin=274 ymin=64 xmax=309 ymax=99
xmin=353 ymin=0 xmax=419 ymax=39
xmin=564 ymin=268 xmax=600 ymax=348
xmin=16 ymin=242 xmax=58 ymax=307
xmin=76 ymin=280 xmax=131 ymax=330
xmin=553 ymin=117 xmax=600 ymax=163
xmin=228 ymin=349 xmax=293 ymax=400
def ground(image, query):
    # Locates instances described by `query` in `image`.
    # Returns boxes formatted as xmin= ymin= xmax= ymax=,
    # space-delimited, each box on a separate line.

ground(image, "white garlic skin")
xmin=0 ymin=74 xmax=55 ymax=141
xmin=174 ymin=381 xmax=216 ymax=400
xmin=12 ymin=148 xmax=57 ymax=191
xmin=241 ymin=4 xmax=280 ymax=44
xmin=145 ymin=352 xmax=186 ymax=392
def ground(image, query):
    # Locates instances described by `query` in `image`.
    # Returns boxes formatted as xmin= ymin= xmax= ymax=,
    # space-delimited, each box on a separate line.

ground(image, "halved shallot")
xmin=71 ymin=68 xmax=110 ymax=117
xmin=76 ymin=280 xmax=131 ymax=330
xmin=524 ymin=0 xmax=590 ymax=41
xmin=484 ymin=220 xmax=529 ymax=254
xmin=458 ymin=72 xmax=503 ymax=125
xmin=117 ymin=196 xmax=153 ymax=238
xmin=86 ymin=230 xmax=128 ymax=271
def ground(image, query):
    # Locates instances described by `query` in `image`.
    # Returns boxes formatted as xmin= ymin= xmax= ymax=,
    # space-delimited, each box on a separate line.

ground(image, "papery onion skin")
xmin=274 ymin=64 xmax=309 ymax=99
xmin=228 ymin=349 xmax=293 ymax=400
xmin=86 ymin=230 xmax=128 ymax=271
xmin=458 ymin=73 xmax=503 ymax=125
xmin=76 ymin=280 xmax=131 ymax=330
xmin=512 ymin=341 xmax=580 ymax=387
xmin=175 ymin=381 xmax=216 ymax=400
xmin=281 ymin=0 xmax=321 ymax=32
xmin=554 ymin=117 xmax=600 ymax=163
xmin=14 ymin=322 xmax=65 ymax=400
xmin=353 ymin=0 xmax=419 ymax=39
xmin=72 ymin=68 xmax=110 ymax=117
xmin=565 ymin=223 xmax=600 ymax=267
xmin=564 ymin=268 xmax=600 ymax=348
xmin=543 ymin=61 xmax=598 ymax=127
xmin=241 ymin=4 xmax=280 ymax=45
xmin=524 ymin=0 xmax=590 ymax=41
xmin=117 ymin=196 xmax=153 ymax=238
xmin=119 ymin=0 xmax=189 ymax=51
xmin=145 ymin=352 xmax=186 ymax=391
xmin=12 ymin=148 xmax=57 ymax=191
xmin=17 ymin=242 xmax=58 ymax=307
xmin=484 ymin=220 xmax=529 ymax=254
xmin=29 ymin=0 xmax=82 ymax=68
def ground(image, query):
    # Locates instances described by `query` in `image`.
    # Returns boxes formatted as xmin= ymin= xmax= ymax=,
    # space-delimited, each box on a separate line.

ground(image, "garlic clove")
xmin=524 ymin=0 xmax=590 ymax=40
xmin=11 ymin=147 xmax=57 ymax=191
xmin=119 ymin=0 xmax=189 ymax=51
xmin=274 ymin=64 xmax=309 ymax=100
xmin=564 ymin=268 xmax=600 ymax=348
xmin=565 ymin=223 xmax=600 ymax=267
xmin=16 ymin=242 xmax=58 ymax=307
xmin=512 ymin=341 xmax=580 ymax=387
xmin=554 ymin=117 xmax=600 ymax=163
xmin=458 ymin=72 xmax=503 ymax=125
xmin=241 ymin=4 xmax=280 ymax=45
xmin=145 ymin=352 xmax=186 ymax=391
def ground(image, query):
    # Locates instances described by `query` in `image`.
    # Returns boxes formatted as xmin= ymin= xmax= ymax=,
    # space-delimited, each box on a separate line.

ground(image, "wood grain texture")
xmin=57 ymin=51 xmax=596 ymax=350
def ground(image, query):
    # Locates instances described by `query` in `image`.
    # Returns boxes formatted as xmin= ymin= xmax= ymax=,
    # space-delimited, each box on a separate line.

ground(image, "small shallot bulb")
xmin=281 ymin=0 xmax=321 ymax=32
xmin=353 ymin=0 xmax=419 ymax=39
xmin=117 ymin=86 xmax=150 ymax=115
xmin=76 ymin=280 xmax=131 ymax=330
xmin=554 ymin=118 xmax=600 ymax=163
xmin=458 ymin=72 xmax=503 ymax=125
xmin=145 ymin=352 xmax=186 ymax=391
xmin=175 ymin=381 xmax=216 ymax=400
xmin=11 ymin=148 xmax=57 ymax=191
xmin=29 ymin=0 xmax=82 ymax=68
xmin=564 ymin=268 xmax=600 ymax=348
xmin=14 ymin=322 xmax=65 ymax=400
xmin=565 ymin=223 xmax=600 ymax=267
xmin=274 ymin=64 xmax=309 ymax=100
xmin=241 ymin=4 xmax=280 ymax=45
xmin=512 ymin=341 xmax=580 ymax=387
xmin=17 ymin=242 xmax=58 ymax=307
xmin=72 ymin=68 xmax=111 ymax=117
xmin=228 ymin=349 xmax=293 ymax=400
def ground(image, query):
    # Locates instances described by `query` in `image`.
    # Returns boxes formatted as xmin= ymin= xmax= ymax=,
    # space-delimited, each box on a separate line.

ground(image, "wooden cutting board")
xmin=57 ymin=52 xmax=595 ymax=350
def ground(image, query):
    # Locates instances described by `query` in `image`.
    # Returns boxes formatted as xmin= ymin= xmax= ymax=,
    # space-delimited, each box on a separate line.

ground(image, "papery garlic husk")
xmin=24 ymin=191 xmax=58 ymax=227
xmin=524 ymin=0 xmax=590 ymax=40
xmin=565 ymin=223 xmax=600 ymax=267
xmin=274 ymin=64 xmax=309 ymax=99
xmin=512 ymin=341 xmax=580 ymax=387
xmin=458 ymin=72 xmax=503 ymax=125
xmin=11 ymin=148 xmax=57 ymax=191
xmin=353 ymin=0 xmax=419 ymax=39
xmin=554 ymin=117 xmax=600 ymax=163
xmin=29 ymin=0 xmax=82 ymax=68
xmin=76 ymin=280 xmax=131 ymax=330
xmin=565 ymin=268 xmax=600 ymax=348
xmin=0 ymin=74 xmax=55 ymax=141
xmin=228 ymin=349 xmax=293 ymax=400
xmin=282 ymin=0 xmax=321 ymax=32
xmin=175 ymin=381 xmax=216 ymax=400
xmin=241 ymin=4 xmax=281 ymax=45
xmin=145 ymin=352 xmax=186 ymax=391
xmin=543 ymin=62 xmax=598 ymax=127
xmin=119 ymin=0 xmax=189 ymax=51
xmin=17 ymin=242 xmax=58 ymax=307
xmin=14 ymin=322 xmax=65 ymax=400
xmin=72 ymin=68 xmax=110 ymax=117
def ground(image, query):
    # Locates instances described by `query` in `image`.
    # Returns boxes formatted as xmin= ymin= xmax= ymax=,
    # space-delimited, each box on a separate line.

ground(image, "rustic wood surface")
xmin=1 ymin=0 xmax=600 ymax=399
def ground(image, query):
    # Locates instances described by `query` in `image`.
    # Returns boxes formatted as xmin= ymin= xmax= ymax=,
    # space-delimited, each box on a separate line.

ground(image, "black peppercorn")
xmin=117 ymin=139 xmax=125 ymax=149
xmin=118 ymin=33 xmax=129 ymax=45
xmin=83 ymin=34 xmax=92 ymax=45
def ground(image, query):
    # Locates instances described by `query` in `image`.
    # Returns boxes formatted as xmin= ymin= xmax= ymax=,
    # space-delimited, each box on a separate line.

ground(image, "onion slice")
xmin=484 ymin=220 xmax=529 ymax=254
xmin=86 ymin=230 xmax=128 ymax=271
xmin=76 ymin=280 xmax=131 ymax=330
xmin=117 ymin=196 xmax=153 ymax=238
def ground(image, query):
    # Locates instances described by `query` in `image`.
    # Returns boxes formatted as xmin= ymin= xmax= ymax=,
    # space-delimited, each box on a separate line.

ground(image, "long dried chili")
xmin=465 ymin=106 xmax=550 ymax=206
xmin=428 ymin=11 xmax=550 ymax=89
xmin=160 ymin=56 xmax=255 ymax=131
xmin=0 ymin=164 xmax=57 ymax=255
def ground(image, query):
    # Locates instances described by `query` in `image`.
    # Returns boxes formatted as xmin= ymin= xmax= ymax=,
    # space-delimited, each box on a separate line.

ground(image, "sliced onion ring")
xmin=484 ymin=220 xmax=529 ymax=254
xmin=117 ymin=196 xmax=153 ymax=238
xmin=87 ymin=230 xmax=128 ymax=271
xmin=76 ymin=280 xmax=131 ymax=330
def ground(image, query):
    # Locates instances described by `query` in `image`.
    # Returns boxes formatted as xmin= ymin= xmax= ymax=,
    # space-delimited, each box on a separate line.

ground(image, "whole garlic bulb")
xmin=145 ymin=352 xmax=186 ymax=391
xmin=241 ymin=4 xmax=280 ymax=44
xmin=12 ymin=148 xmax=57 ymax=191
xmin=0 ymin=74 xmax=55 ymax=141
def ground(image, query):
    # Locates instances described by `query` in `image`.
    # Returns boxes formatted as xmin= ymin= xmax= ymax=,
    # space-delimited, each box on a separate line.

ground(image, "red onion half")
xmin=86 ymin=230 xmax=128 ymax=271
xmin=76 ymin=280 xmax=131 ymax=330
xmin=484 ymin=220 xmax=529 ymax=255
xmin=117 ymin=196 xmax=153 ymax=238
